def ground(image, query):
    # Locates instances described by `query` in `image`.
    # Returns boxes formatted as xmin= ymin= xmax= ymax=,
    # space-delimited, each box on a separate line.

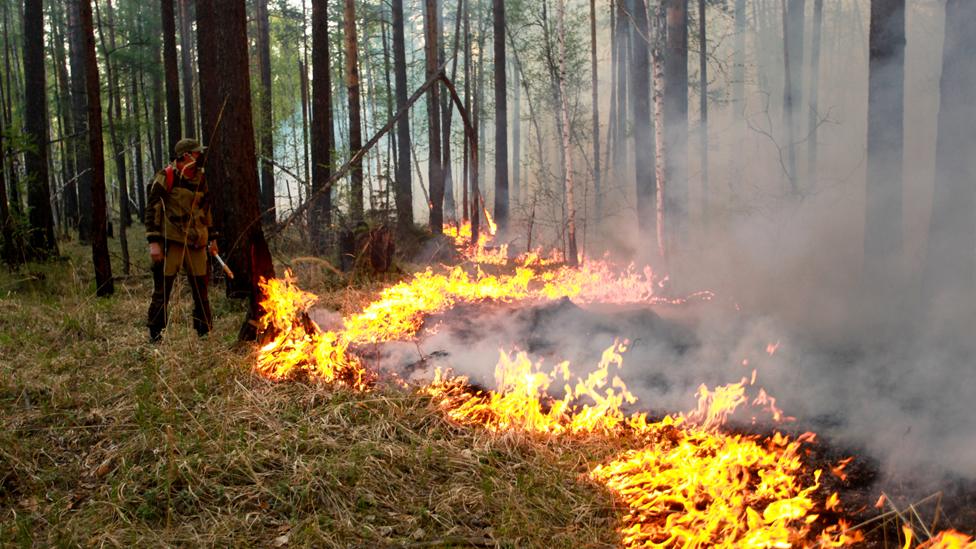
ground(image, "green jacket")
xmin=145 ymin=166 xmax=216 ymax=248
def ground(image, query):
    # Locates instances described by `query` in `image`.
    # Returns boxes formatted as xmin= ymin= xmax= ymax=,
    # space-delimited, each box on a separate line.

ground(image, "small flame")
xmin=831 ymin=457 xmax=854 ymax=482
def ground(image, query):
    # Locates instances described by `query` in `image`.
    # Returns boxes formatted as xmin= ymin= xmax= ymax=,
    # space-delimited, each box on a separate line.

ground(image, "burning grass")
xmin=3 ymin=229 xmax=975 ymax=547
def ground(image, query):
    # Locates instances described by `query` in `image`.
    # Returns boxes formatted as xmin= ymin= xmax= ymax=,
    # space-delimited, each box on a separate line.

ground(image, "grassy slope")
xmin=0 ymin=232 xmax=620 ymax=548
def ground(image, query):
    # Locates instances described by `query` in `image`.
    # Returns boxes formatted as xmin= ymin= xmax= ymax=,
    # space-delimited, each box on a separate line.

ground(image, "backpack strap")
xmin=164 ymin=165 xmax=176 ymax=192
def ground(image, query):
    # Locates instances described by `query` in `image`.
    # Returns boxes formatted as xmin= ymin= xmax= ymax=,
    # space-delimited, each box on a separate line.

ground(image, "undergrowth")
xmin=0 ymin=231 xmax=620 ymax=548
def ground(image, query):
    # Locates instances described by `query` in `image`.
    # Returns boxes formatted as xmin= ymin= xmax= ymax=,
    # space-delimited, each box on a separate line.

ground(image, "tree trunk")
xmin=196 ymin=0 xmax=276 ymax=339
xmin=864 ymin=0 xmax=905 ymax=288
xmin=493 ymin=0 xmax=508 ymax=234
xmin=310 ymin=0 xmax=335 ymax=255
xmin=150 ymin=63 xmax=163 ymax=170
xmin=806 ymin=0 xmax=823 ymax=186
xmin=343 ymin=0 xmax=364 ymax=227
xmin=438 ymin=2 xmax=456 ymax=222
xmin=51 ymin=2 xmax=77 ymax=234
xmin=781 ymin=0 xmax=798 ymax=192
xmin=511 ymin=55 xmax=520 ymax=209
xmin=2 ymin=2 xmax=21 ymax=218
xmin=79 ymin=0 xmax=113 ymax=295
xmin=301 ymin=0 xmax=311 ymax=204
xmin=652 ymin=0 xmax=666 ymax=260
xmin=381 ymin=20 xmax=396 ymax=217
xmin=94 ymin=0 xmax=130 ymax=274
xmin=923 ymin=0 xmax=976 ymax=306
xmin=557 ymin=0 xmax=577 ymax=266
xmin=697 ymin=0 xmax=708 ymax=229
xmin=614 ymin=0 xmax=628 ymax=166
xmin=23 ymin=0 xmax=58 ymax=258
xmin=392 ymin=0 xmax=413 ymax=233
xmin=131 ymin=72 xmax=146 ymax=220
xmin=0 ymin=95 xmax=15 ymax=265
xmin=462 ymin=0 xmax=471 ymax=223
xmin=179 ymin=0 xmax=196 ymax=137
xmin=630 ymin=0 xmax=654 ymax=250
xmin=67 ymin=0 xmax=93 ymax=243
xmin=664 ymin=0 xmax=688 ymax=251
xmin=732 ymin=0 xmax=745 ymax=114
xmin=787 ymin=0 xmax=804 ymax=153
xmin=255 ymin=0 xmax=276 ymax=224
xmin=589 ymin=0 xmax=601 ymax=226
xmin=424 ymin=0 xmax=444 ymax=233
xmin=162 ymin=0 xmax=181 ymax=155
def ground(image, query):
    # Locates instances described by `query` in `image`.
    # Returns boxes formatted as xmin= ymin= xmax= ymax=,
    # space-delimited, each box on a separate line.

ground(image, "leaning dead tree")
xmin=275 ymin=64 xmax=481 ymax=247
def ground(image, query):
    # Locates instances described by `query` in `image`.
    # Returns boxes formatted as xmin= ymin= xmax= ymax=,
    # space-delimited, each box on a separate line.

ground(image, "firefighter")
xmin=146 ymin=138 xmax=218 ymax=342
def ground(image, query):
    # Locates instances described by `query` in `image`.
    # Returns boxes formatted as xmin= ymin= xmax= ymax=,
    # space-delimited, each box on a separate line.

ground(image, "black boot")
xmin=147 ymin=264 xmax=175 ymax=342
xmin=189 ymin=275 xmax=213 ymax=337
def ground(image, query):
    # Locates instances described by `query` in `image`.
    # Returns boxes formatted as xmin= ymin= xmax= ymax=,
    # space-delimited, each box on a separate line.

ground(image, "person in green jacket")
xmin=145 ymin=138 xmax=218 ymax=342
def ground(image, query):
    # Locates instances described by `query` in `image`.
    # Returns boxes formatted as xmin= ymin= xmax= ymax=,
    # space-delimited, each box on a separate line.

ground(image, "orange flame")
xmin=424 ymin=344 xmax=865 ymax=547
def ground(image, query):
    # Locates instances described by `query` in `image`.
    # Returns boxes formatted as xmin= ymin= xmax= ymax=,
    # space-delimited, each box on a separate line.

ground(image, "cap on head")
xmin=174 ymin=138 xmax=206 ymax=157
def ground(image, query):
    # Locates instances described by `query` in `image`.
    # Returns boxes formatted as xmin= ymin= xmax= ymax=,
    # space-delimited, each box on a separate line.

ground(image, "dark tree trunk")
xmin=343 ymin=0 xmax=363 ymax=226
xmin=864 ymin=0 xmax=904 ymax=287
xmin=197 ymin=0 xmax=275 ymax=339
xmin=179 ymin=0 xmax=196 ymax=137
xmin=630 ymin=0 xmax=654 ymax=246
xmin=79 ymin=0 xmax=113 ymax=295
xmin=923 ymin=0 xmax=976 ymax=306
xmin=392 ymin=0 xmax=413 ymax=233
xmin=67 ymin=0 xmax=93 ymax=243
xmin=96 ymin=0 xmax=130 ymax=275
xmin=664 ymin=0 xmax=688 ymax=250
xmin=492 ymin=0 xmax=508 ymax=233
xmin=256 ymin=0 xmax=276 ymax=224
xmin=589 ymin=0 xmax=601 ymax=225
xmin=424 ymin=0 xmax=444 ymax=234
xmin=23 ymin=0 xmax=58 ymax=258
xmin=162 ymin=0 xmax=181 ymax=155
xmin=310 ymin=0 xmax=335 ymax=254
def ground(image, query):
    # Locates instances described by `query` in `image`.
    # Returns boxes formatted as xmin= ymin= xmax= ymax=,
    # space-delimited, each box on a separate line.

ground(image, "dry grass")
xmin=0 ymin=233 xmax=620 ymax=548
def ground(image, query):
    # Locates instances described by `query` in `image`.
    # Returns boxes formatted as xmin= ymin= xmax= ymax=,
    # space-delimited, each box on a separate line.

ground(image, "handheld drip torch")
xmin=211 ymin=249 xmax=235 ymax=280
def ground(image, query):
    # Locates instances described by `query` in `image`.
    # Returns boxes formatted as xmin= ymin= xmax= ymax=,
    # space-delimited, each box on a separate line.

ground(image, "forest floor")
xmin=3 ymin=229 xmax=974 ymax=548
xmin=0 ymin=230 xmax=621 ymax=548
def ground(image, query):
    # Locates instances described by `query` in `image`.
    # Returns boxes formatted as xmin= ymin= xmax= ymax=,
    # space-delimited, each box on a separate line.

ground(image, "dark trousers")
xmin=148 ymin=261 xmax=213 ymax=339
